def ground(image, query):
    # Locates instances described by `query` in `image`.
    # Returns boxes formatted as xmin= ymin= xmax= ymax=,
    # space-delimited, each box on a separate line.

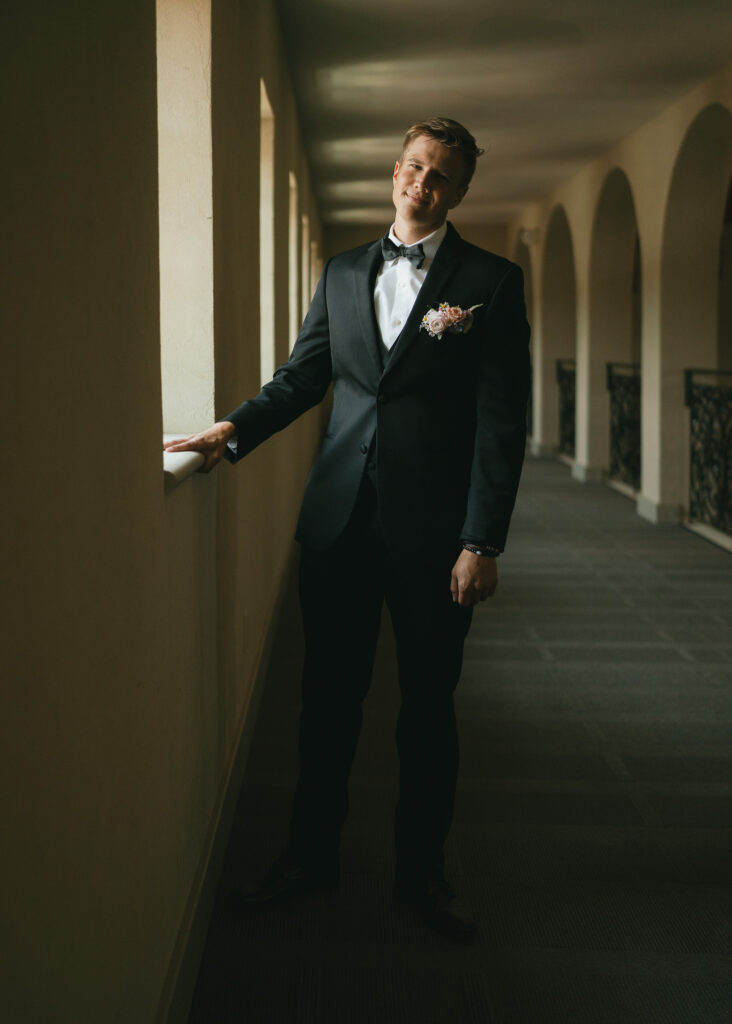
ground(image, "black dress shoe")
xmin=230 ymin=856 xmax=338 ymax=910
xmin=395 ymin=877 xmax=477 ymax=943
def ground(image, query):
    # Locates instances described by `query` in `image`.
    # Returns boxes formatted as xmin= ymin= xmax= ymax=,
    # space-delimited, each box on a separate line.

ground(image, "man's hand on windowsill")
xmin=163 ymin=421 xmax=236 ymax=473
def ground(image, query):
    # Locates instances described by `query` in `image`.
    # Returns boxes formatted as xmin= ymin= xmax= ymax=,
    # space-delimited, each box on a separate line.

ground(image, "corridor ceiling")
xmin=275 ymin=0 xmax=732 ymax=227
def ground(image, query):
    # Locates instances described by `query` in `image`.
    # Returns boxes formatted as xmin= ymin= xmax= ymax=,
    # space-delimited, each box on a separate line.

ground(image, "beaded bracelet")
xmin=462 ymin=542 xmax=501 ymax=558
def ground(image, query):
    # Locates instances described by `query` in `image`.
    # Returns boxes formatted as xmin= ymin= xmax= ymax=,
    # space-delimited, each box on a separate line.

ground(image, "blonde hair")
xmin=402 ymin=117 xmax=484 ymax=186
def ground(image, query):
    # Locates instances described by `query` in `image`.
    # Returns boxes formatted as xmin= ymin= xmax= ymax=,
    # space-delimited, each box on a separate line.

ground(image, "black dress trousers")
xmin=288 ymin=470 xmax=473 ymax=883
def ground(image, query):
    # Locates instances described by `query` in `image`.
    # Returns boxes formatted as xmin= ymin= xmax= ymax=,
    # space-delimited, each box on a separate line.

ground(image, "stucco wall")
xmin=1 ymin=2 xmax=324 ymax=1020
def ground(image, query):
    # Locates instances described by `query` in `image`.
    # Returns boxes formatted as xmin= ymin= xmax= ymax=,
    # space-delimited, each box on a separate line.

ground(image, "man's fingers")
xmin=202 ymin=447 xmax=226 ymax=472
xmin=198 ymin=443 xmax=226 ymax=472
xmin=456 ymin=581 xmax=497 ymax=605
xmin=164 ymin=435 xmax=212 ymax=454
xmin=164 ymin=434 xmax=214 ymax=455
xmin=163 ymin=436 xmax=195 ymax=451
xmin=452 ymin=576 xmax=479 ymax=606
xmin=456 ymin=585 xmax=477 ymax=607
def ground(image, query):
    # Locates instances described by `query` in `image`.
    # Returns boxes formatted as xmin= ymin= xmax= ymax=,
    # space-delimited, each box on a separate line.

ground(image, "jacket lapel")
xmin=352 ymin=240 xmax=385 ymax=379
xmin=382 ymin=222 xmax=463 ymax=378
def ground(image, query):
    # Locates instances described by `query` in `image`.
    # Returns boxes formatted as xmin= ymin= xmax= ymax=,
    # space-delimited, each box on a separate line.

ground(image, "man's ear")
xmin=393 ymin=160 xmax=400 ymax=179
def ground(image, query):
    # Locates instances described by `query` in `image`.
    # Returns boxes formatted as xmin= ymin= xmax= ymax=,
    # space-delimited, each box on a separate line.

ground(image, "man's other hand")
xmin=450 ymin=549 xmax=498 ymax=607
xmin=163 ymin=421 xmax=236 ymax=473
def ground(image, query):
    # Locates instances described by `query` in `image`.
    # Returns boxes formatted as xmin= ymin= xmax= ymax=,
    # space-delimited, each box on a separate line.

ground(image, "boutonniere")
xmin=420 ymin=302 xmax=483 ymax=340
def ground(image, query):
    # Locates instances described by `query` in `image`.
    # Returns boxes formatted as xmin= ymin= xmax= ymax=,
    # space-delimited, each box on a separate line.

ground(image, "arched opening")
xmin=539 ymin=205 xmax=577 ymax=457
xmin=660 ymin=103 xmax=732 ymax=533
xmin=718 ymin=179 xmax=732 ymax=371
xmin=585 ymin=168 xmax=641 ymax=491
xmin=512 ymin=235 xmax=535 ymax=437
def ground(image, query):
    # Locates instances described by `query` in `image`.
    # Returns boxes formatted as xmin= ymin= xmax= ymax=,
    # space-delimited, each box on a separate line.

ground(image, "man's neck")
xmin=393 ymin=216 xmax=446 ymax=245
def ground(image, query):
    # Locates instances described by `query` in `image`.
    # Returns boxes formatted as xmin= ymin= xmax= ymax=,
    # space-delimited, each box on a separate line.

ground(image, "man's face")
xmin=392 ymin=134 xmax=468 ymax=236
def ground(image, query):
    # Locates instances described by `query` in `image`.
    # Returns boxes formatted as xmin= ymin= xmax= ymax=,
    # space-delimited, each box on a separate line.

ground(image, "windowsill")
xmin=163 ymin=434 xmax=205 ymax=494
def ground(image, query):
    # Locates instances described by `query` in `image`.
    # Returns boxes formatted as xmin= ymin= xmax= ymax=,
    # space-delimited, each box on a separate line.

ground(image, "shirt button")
xmin=400 ymin=282 xmax=406 ymax=289
xmin=394 ymin=319 xmax=401 ymax=326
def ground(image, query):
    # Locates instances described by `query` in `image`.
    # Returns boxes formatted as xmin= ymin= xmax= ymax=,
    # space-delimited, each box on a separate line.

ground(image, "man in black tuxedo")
xmin=165 ymin=117 xmax=530 ymax=941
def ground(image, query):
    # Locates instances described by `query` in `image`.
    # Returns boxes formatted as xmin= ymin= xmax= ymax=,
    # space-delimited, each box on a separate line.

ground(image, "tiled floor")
xmin=188 ymin=456 xmax=732 ymax=1023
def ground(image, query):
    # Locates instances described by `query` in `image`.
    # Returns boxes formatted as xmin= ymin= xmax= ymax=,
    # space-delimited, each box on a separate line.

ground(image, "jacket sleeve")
xmin=460 ymin=263 xmax=531 ymax=550
xmin=223 ymin=260 xmax=333 ymax=461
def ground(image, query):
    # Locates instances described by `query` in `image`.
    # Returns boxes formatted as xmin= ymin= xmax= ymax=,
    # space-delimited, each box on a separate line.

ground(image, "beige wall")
xmin=1 ymin=2 xmax=323 ymax=1021
xmin=458 ymin=222 xmax=509 ymax=257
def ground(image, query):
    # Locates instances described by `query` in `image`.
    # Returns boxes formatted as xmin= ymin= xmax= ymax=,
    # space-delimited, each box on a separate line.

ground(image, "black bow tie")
xmin=381 ymin=236 xmax=425 ymax=269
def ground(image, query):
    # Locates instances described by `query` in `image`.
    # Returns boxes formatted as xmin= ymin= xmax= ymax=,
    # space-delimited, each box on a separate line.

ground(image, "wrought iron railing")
xmin=684 ymin=368 xmax=732 ymax=535
xmin=606 ymin=362 xmax=641 ymax=491
xmin=556 ymin=359 xmax=576 ymax=456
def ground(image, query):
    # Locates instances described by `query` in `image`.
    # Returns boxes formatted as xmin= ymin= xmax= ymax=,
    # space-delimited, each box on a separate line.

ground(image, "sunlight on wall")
xmin=288 ymin=171 xmax=300 ymax=350
xmin=157 ymin=0 xmax=214 ymax=433
xmin=301 ymin=213 xmax=311 ymax=317
xmin=310 ymin=239 xmax=321 ymax=301
xmin=260 ymin=80 xmax=275 ymax=386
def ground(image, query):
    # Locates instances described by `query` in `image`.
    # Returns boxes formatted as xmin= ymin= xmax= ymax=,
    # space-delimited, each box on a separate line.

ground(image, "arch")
xmin=538 ymin=204 xmax=577 ymax=456
xmin=512 ymin=235 xmax=535 ymax=327
xmin=718 ymin=177 xmax=732 ymax=371
xmin=657 ymin=102 xmax=732 ymax=516
xmin=512 ymin=235 xmax=535 ymax=435
xmin=585 ymin=167 xmax=641 ymax=488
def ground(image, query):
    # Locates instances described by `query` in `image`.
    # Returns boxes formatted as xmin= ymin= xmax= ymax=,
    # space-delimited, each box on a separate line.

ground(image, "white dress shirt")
xmin=373 ymin=222 xmax=447 ymax=350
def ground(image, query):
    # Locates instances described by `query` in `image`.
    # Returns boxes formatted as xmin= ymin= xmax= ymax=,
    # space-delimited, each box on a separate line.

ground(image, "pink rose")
xmin=428 ymin=311 xmax=450 ymax=335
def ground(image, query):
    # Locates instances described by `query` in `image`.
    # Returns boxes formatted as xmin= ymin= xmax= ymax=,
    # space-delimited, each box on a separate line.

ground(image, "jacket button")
xmin=359 ymin=443 xmax=368 ymax=454
xmin=377 ymin=394 xmax=387 ymax=405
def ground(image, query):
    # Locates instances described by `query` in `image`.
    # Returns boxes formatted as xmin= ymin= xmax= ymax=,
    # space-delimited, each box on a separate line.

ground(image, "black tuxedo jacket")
xmin=224 ymin=222 xmax=530 ymax=566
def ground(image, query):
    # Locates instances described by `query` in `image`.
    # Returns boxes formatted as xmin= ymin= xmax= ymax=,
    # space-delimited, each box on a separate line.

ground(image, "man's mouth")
xmin=406 ymin=192 xmax=428 ymax=205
